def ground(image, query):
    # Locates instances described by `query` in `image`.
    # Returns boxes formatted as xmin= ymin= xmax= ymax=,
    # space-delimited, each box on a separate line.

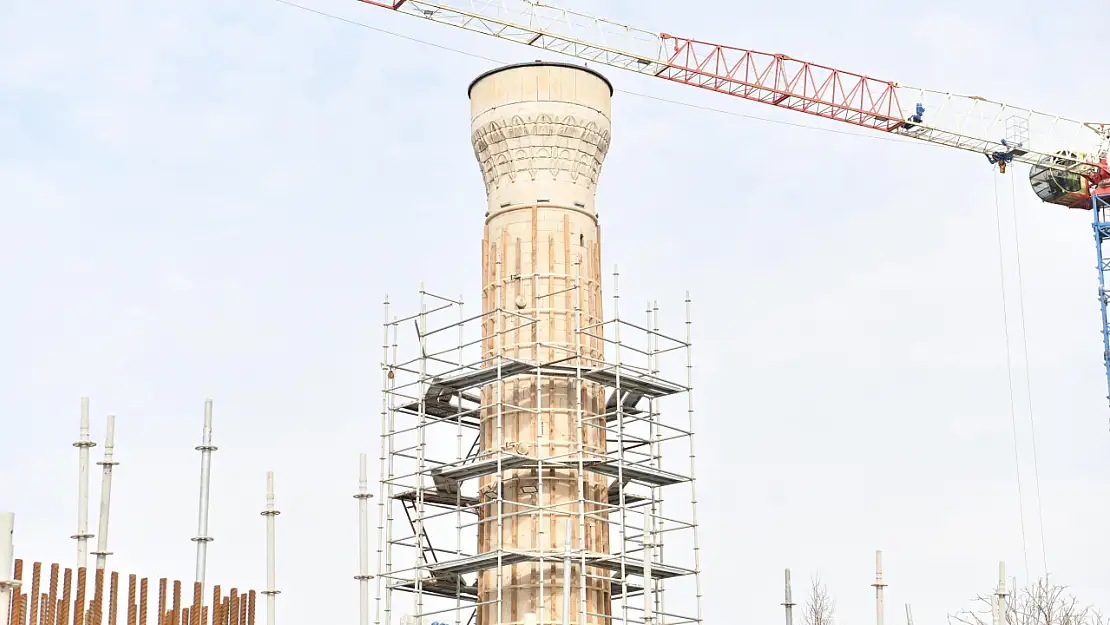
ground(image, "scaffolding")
xmin=373 ymin=264 xmax=703 ymax=625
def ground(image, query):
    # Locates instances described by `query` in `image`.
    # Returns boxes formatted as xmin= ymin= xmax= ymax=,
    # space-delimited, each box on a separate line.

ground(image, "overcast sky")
xmin=2 ymin=0 xmax=1109 ymax=624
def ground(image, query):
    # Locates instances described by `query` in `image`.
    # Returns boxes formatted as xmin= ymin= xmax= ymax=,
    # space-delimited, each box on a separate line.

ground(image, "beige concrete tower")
xmin=470 ymin=62 xmax=613 ymax=625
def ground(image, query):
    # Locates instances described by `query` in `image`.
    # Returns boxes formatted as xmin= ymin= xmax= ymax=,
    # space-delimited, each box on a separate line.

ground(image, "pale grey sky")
xmin=2 ymin=1 xmax=1108 ymax=624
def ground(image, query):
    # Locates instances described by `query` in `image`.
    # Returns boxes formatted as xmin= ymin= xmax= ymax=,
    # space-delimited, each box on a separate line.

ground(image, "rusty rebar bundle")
xmin=2 ymin=560 xmax=259 ymax=625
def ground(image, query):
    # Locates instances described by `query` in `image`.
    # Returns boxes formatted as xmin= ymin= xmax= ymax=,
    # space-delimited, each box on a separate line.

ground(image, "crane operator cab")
xmin=1028 ymin=150 xmax=1092 ymax=208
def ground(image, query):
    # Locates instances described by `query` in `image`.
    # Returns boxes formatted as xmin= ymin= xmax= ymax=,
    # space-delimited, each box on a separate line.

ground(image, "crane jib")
xmin=347 ymin=0 xmax=1110 ymax=423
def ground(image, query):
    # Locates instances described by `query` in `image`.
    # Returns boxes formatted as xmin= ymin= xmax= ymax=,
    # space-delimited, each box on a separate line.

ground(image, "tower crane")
xmin=357 ymin=0 xmax=1110 ymax=403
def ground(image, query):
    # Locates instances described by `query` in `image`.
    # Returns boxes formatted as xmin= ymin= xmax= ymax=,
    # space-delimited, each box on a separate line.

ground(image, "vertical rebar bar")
xmin=261 ymin=474 xmax=279 ymax=625
xmin=74 ymin=568 xmax=86 ymax=625
xmin=11 ymin=559 xmax=23 ymax=625
xmin=57 ymin=568 xmax=71 ymax=625
xmin=172 ymin=581 xmax=181 ymax=625
xmin=127 ymin=576 xmax=136 ymax=625
xmin=93 ymin=567 xmax=106 ymax=625
xmin=139 ymin=579 xmax=148 ymax=625
xmin=46 ymin=564 xmax=58 ymax=625
xmin=93 ymin=415 xmax=118 ymax=572
xmin=246 ymin=591 xmax=255 ymax=625
xmin=156 ymin=579 xmax=166 ymax=625
xmin=109 ymin=572 xmax=119 ymax=625
xmin=73 ymin=398 xmax=96 ymax=572
xmin=228 ymin=591 xmax=238 ymax=625
xmin=210 ymin=587 xmax=220 ymax=625
xmin=191 ymin=583 xmax=201 ymax=625
xmin=28 ymin=563 xmax=40 ymax=625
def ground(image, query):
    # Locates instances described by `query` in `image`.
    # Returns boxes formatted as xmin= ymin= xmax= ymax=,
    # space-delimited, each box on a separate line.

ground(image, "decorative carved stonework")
xmin=471 ymin=114 xmax=611 ymax=191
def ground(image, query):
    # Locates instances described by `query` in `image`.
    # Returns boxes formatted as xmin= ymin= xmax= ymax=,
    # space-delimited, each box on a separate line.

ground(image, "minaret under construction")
xmin=471 ymin=61 xmax=614 ymax=625
xmin=376 ymin=62 xmax=703 ymax=625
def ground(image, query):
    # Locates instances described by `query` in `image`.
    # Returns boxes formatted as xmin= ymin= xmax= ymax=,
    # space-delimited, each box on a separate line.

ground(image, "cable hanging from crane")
xmin=1007 ymin=172 xmax=1050 ymax=579
xmin=992 ymin=172 xmax=1032 ymax=585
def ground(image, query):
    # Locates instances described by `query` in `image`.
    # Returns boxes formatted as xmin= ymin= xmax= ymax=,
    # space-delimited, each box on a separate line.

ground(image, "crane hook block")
xmin=986 ymin=149 xmax=1014 ymax=173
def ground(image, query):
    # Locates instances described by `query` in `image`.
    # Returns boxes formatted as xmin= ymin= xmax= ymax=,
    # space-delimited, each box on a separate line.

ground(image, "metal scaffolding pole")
xmin=92 ymin=415 xmax=118 ymax=571
xmin=783 ymin=569 xmax=795 ymax=625
xmin=72 ymin=397 xmax=96 ymax=571
xmin=373 ymin=276 xmax=702 ymax=625
xmin=193 ymin=400 xmax=217 ymax=588
xmin=356 ymin=453 xmax=375 ymax=625
xmin=873 ymin=551 xmax=887 ymax=625
xmin=261 ymin=472 xmax=281 ymax=625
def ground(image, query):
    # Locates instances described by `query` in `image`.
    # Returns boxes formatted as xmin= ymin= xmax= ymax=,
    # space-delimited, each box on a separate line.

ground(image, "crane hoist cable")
xmin=1006 ymin=171 xmax=1050 ymax=578
xmin=992 ymin=172 xmax=1032 ymax=584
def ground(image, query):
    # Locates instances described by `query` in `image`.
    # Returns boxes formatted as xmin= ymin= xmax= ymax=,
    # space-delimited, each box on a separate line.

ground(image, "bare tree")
xmin=949 ymin=576 xmax=1105 ymax=625
xmin=804 ymin=574 xmax=836 ymax=625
